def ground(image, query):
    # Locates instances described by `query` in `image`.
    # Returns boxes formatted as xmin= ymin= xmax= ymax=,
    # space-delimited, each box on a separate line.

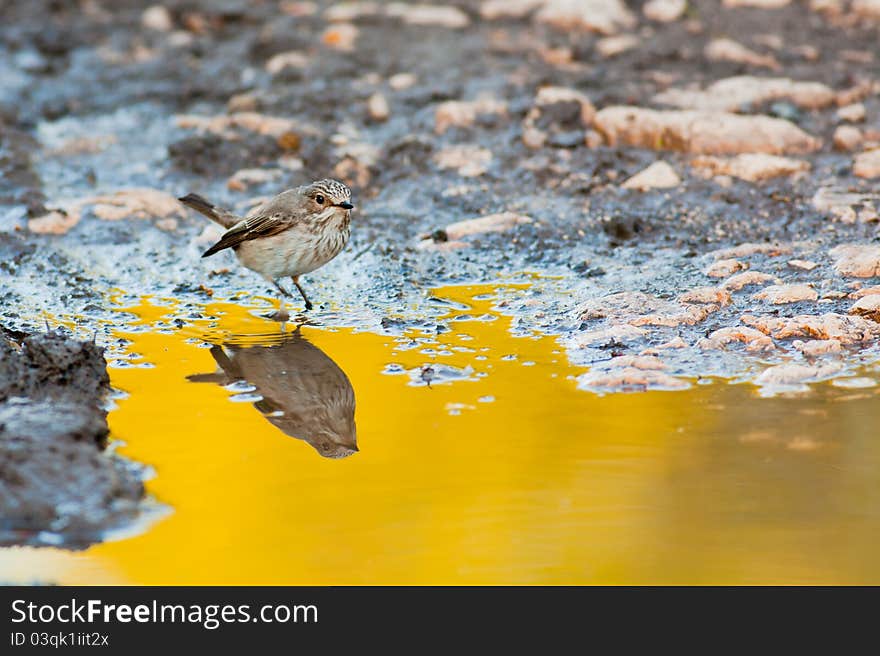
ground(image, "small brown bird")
xmin=179 ymin=179 xmax=354 ymax=312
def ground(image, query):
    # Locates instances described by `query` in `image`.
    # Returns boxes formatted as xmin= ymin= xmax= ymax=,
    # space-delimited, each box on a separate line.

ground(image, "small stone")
xmin=28 ymin=209 xmax=81 ymax=235
xmin=722 ymin=271 xmax=779 ymax=290
xmin=535 ymin=0 xmax=637 ymax=35
xmin=830 ymin=243 xmax=880 ymax=277
xmin=593 ymin=106 xmax=821 ymax=155
xmin=691 ymin=153 xmax=809 ymax=182
xmin=854 ymin=149 xmax=880 ymax=179
xmin=265 ymin=51 xmax=309 ymax=74
xmin=643 ymin=0 xmax=686 ymax=22
xmin=752 ymin=284 xmax=818 ymax=304
xmin=141 ymin=6 xmax=173 ymax=31
xmin=226 ymin=168 xmax=282 ymax=191
xmin=705 ymin=258 xmax=747 ymax=278
xmin=654 ymin=75 xmax=835 ymax=112
xmin=386 ymin=4 xmax=470 ymax=28
xmin=621 ymin=161 xmax=681 ymax=191
xmin=849 ymin=295 xmax=880 ymax=322
xmin=366 ymin=93 xmax=390 ymax=122
xmin=788 ymin=259 xmax=819 ymax=271
xmin=389 ymin=73 xmax=417 ymax=90
xmin=837 ymin=103 xmax=866 ymax=123
xmin=595 ymin=34 xmax=639 ymax=58
xmin=698 ymin=327 xmax=775 ymax=351
xmin=833 ymin=125 xmax=863 ymax=151
xmin=679 ymin=287 xmax=732 ymax=306
xmin=704 ymin=38 xmax=780 ymax=70
xmin=321 ymin=23 xmax=358 ymax=51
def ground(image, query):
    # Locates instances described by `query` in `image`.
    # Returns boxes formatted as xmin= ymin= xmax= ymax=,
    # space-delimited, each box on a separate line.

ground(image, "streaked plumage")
xmin=179 ymin=179 xmax=354 ymax=311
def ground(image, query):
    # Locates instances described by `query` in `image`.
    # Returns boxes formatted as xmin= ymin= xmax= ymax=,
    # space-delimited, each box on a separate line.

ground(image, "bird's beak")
xmin=336 ymin=201 xmax=354 ymax=210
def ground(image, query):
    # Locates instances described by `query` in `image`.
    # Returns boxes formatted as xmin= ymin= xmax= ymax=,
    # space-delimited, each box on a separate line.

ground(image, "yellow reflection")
xmin=3 ymin=285 xmax=879 ymax=584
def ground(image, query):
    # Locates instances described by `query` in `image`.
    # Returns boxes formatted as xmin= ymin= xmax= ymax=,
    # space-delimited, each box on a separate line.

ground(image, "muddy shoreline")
xmin=1 ymin=2 xmax=879 ymax=546
xmin=0 ymin=328 xmax=149 ymax=548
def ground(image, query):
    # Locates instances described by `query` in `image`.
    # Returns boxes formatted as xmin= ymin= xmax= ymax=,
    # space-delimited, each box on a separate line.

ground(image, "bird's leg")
xmin=270 ymin=280 xmax=292 ymax=322
xmin=291 ymin=276 xmax=314 ymax=311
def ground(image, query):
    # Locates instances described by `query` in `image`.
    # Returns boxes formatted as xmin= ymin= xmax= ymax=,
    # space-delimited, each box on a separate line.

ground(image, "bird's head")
xmin=303 ymin=179 xmax=354 ymax=216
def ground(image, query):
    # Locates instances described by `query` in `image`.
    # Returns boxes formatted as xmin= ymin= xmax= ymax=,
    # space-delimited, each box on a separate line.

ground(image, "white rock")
xmin=621 ymin=161 xmax=681 ymax=190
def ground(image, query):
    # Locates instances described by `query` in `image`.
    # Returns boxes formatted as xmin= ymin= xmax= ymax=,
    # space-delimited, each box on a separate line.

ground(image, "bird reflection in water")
xmin=188 ymin=330 xmax=358 ymax=458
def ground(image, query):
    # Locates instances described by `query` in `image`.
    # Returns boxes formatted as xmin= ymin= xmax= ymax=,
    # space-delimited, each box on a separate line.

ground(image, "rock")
xmin=853 ymin=0 xmax=880 ymax=18
xmin=175 ymin=112 xmax=306 ymax=139
xmin=691 ymin=153 xmax=809 ymax=181
xmin=833 ymin=125 xmax=863 ymax=151
xmin=571 ymin=324 xmax=648 ymax=347
xmin=388 ymin=73 xmax=417 ymax=90
xmin=366 ymin=93 xmax=390 ymax=122
xmin=324 ymin=2 xmax=380 ymax=21
xmin=226 ymin=93 xmax=260 ymax=113
xmin=742 ymin=312 xmax=880 ymax=343
xmin=48 ymin=135 xmax=118 ymax=157
xmin=710 ymin=242 xmax=792 ymax=258
xmin=788 ymin=259 xmax=819 ymax=271
xmin=593 ymin=107 xmax=821 ymax=155
xmin=443 ymin=212 xmax=532 ymax=240
xmin=386 ymin=4 xmax=470 ymax=28
xmin=226 ymin=168 xmax=282 ymax=191
xmin=722 ymin=271 xmax=779 ymax=290
xmin=705 ymin=258 xmax=747 ymax=277
xmin=578 ymin=291 xmax=672 ymax=321
xmin=435 ymin=97 xmax=507 ymax=134
xmin=850 ymin=286 xmax=880 ymax=298
xmin=265 ymin=51 xmax=309 ymax=74
xmin=854 ymin=149 xmax=880 ymax=179
xmin=653 ymin=76 xmax=835 ymax=112
xmin=621 ymin=161 xmax=681 ymax=190
xmin=86 ymin=189 xmax=187 ymax=221
xmin=793 ymin=339 xmax=843 ymax=356
xmin=433 ymin=145 xmax=493 ymax=177
xmin=27 ymin=209 xmax=81 ymax=235
xmin=752 ymin=284 xmax=818 ymax=304
xmin=533 ymin=86 xmax=596 ymax=125
xmin=577 ymin=354 xmax=688 ymax=392
xmin=595 ymin=34 xmax=640 ymax=58
xmin=755 ymin=362 xmax=844 ymax=386
xmin=704 ymin=39 xmax=780 ymax=70
xmin=812 ymin=188 xmax=878 ymax=222
xmin=480 ymin=0 xmax=544 ymax=19
xmin=321 ymin=23 xmax=359 ymax=51
xmin=679 ymin=287 xmax=732 ymax=305
xmin=698 ymin=326 xmax=775 ymax=351
xmin=849 ymin=295 xmax=880 ymax=321
xmin=535 ymin=0 xmax=637 ymax=35
xmin=629 ymin=305 xmax=718 ymax=327
xmin=141 ymin=5 xmax=173 ymax=31
xmin=644 ymin=0 xmax=686 ymax=22
xmin=830 ymin=244 xmax=880 ymax=277
xmin=836 ymin=103 xmax=866 ymax=123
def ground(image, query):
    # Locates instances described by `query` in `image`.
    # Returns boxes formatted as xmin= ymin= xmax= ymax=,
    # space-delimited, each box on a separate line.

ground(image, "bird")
xmin=187 ymin=330 xmax=358 ymax=459
xmin=179 ymin=179 xmax=354 ymax=314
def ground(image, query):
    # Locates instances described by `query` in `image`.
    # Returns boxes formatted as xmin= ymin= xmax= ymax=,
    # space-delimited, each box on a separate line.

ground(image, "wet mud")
xmin=0 ymin=329 xmax=149 ymax=548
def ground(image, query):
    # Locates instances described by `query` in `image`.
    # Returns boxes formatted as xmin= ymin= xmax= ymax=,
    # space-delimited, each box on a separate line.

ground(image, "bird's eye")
xmin=315 ymin=194 xmax=325 ymax=205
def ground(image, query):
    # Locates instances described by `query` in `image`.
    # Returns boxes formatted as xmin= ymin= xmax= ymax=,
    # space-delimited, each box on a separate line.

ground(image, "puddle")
xmin=2 ymin=284 xmax=879 ymax=584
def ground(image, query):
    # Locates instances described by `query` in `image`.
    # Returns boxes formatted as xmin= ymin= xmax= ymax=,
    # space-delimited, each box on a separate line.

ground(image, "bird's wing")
xmin=201 ymin=213 xmax=291 ymax=257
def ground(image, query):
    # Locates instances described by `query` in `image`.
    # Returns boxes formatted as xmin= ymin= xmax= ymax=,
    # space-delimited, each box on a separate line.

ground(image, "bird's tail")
xmin=178 ymin=193 xmax=240 ymax=229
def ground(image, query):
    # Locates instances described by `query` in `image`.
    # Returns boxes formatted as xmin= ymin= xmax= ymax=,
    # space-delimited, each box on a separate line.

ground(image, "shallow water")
xmin=2 ymin=284 xmax=880 ymax=584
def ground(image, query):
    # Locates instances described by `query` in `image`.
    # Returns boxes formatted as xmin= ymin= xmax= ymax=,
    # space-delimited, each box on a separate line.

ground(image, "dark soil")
xmin=0 ymin=330 xmax=148 ymax=548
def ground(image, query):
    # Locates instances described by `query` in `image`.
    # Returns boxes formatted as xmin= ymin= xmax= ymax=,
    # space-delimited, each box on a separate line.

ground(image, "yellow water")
xmin=3 ymin=284 xmax=880 ymax=584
